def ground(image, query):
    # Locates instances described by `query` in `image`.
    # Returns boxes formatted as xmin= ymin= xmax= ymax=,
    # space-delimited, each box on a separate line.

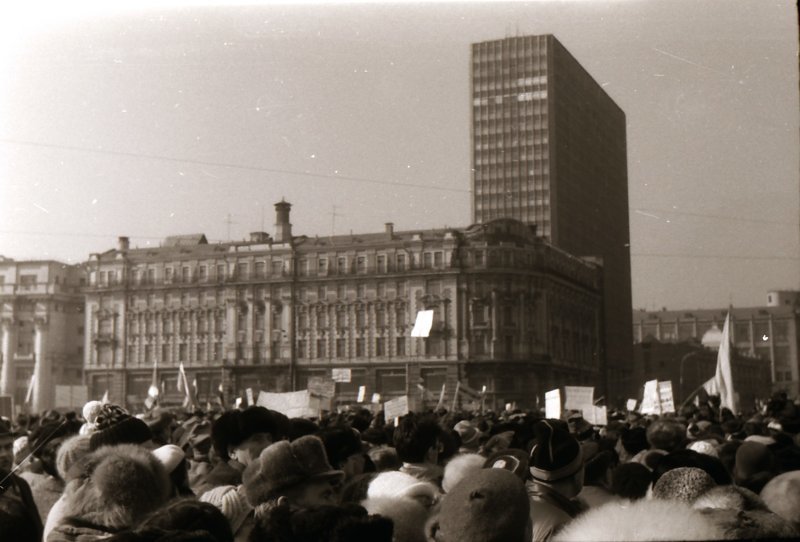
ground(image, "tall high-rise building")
xmin=471 ymin=34 xmax=633 ymax=400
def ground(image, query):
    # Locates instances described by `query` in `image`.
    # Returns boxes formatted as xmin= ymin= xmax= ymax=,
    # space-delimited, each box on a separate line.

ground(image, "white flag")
xmin=712 ymin=313 xmax=736 ymax=412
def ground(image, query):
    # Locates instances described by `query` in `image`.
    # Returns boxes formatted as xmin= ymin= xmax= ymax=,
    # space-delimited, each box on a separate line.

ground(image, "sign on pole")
xmin=245 ymin=388 xmax=255 ymax=406
xmin=307 ymin=377 xmax=336 ymax=399
xmin=626 ymin=398 xmax=638 ymax=412
xmin=257 ymin=390 xmax=320 ymax=418
xmin=545 ymin=388 xmax=562 ymax=420
xmin=357 ymin=386 xmax=366 ymax=403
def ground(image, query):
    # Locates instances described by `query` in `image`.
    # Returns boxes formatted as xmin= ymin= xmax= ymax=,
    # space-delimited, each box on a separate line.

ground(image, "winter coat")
xmin=528 ymin=483 xmax=585 ymax=542
xmin=2 ymin=472 xmax=44 ymax=540
xmin=29 ymin=473 xmax=65 ymax=524
xmin=195 ymin=459 xmax=244 ymax=495
xmin=47 ymin=517 xmax=121 ymax=542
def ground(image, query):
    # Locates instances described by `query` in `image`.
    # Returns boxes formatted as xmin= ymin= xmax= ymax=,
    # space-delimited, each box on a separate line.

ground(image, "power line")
xmin=1 ymin=137 xmax=796 ymax=227
xmin=0 ymin=137 xmax=465 ymax=194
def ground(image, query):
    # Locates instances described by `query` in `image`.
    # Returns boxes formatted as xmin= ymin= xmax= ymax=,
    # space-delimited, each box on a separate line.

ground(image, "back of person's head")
xmin=646 ymin=419 xmax=686 ymax=452
xmin=611 ymin=462 xmax=651 ymax=500
xmin=250 ymin=501 xmax=393 ymax=542
xmin=317 ymin=426 xmax=363 ymax=469
xmin=651 ymin=449 xmax=731 ymax=486
xmin=211 ymin=407 xmax=288 ymax=460
xmin=393 ymin=416 xmax=441 ymax=464
xmin=619 ymin=426 xmax=648 ymax=456
xmin=30 ymin=418 xmax=81 ymax=478
xmin=138 ymin=498 xmax=233 ymax=542
xmin=583 ymin=450 xmax=617 ymax=487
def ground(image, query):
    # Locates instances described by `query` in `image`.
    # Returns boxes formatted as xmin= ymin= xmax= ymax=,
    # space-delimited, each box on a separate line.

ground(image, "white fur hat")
xmin=442 ymin=453 xmax=486 ymax=493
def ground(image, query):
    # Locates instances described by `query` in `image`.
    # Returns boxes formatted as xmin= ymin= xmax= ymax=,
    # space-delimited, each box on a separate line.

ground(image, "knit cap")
xmin=89 ymin=404 xmax=153 ymax=450
xmin=652 ymin=466 xmax=716 ymax=503
xmin=530 ymin=420 xmax=582 ymax=483
xmin=200 ymin=484 xmax=252 ymax=532
xmin=56 ymin=434 xmax=92 ymax=481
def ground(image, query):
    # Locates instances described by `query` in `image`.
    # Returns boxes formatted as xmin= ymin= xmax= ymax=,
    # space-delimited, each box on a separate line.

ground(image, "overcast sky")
xmin=0 ymin=0 xmax=797 ymax=311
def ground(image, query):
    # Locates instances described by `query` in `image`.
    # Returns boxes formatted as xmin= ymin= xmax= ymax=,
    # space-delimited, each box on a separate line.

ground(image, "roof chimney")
xmin=274 ymin=200 xmax=292 ymax=243
xmin=385 ymin=222 xmax=394 ymax=239
xmin=118 ymin=236 xmax=130 ymax=252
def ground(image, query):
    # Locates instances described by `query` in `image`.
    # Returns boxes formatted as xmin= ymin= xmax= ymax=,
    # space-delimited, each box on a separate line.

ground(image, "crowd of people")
xmin=1 ymin=392 xmax=799 ymax=541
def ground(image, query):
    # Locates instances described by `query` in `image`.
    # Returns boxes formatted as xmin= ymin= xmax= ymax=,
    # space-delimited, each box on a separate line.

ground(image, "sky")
xmin=0 ymin=0 xmax=797 ymax=311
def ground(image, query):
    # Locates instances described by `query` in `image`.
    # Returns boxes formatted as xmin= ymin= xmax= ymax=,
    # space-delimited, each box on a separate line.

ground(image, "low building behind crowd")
xmin=0 ymin=258 xmax=85 ymax=413
xmin=632 ymin=334 xmax=772 ymax=412
xmin=633 ymin=294 xmax=800 ymax=397
xmin=82 ymin=201 xmax=606 ymax=410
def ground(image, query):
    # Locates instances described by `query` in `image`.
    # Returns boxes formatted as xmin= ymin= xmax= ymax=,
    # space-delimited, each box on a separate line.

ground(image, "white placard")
xmin=545 ymin=388 xmax=561 ymax=420
xmin=357 ymin=385 xmax=366 ymax=403
xmin=384 ymin=395 xmax=410 ymax=419
xmin=626 ymin=398 xmax=638 ymax=412
xmin=332 ymin=368 xmax=352 ymax=383
xmin=308 ymin=377 xmax=336 ymax=399
xmin=246 ymin=388 xmax=255 ymax=406
xmin=585 ymin=405 xmax=608 ymax=425
xmin=257 ymin=390 xmax=319 ymax=418
xmin=658 ymin=381 xmax=676 ymax=413
xmin=564 ymin=386 xmax=594 ymax=413
xmin=371 ymin=393 xmax=381 ymax=404
xmin=410 ymin=310 xmax=434 ymax=337
xmin=640 ymin=380 xmax=661 ymax=415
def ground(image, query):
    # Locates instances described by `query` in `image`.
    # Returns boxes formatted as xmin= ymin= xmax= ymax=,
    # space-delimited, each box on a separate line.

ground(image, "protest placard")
xmin=332 ymin=368 xmax=352 ymax=383
xmin=246 ymin=388 xmax=255 ymax=406
xmin=585 ymin=405 xmax=608 ymax=425
xmin=308 ymin=376 xmax=336 ymax=399
xmin=545 ymin=389 xmax=561 ymax=419
xmin=357 ymin=386 xmax=366 ymax=403
xmin=564 ymin=386 xmax=594 ymax=413
xmin=257 ymin=390 xmax=319 ymax=418
xmin=658 ymin=381 xmax=676 ymax=413
xmin=384 ymin=395 xmax=409 ymax=419
xmin=640 ymin=380 xmax=661 ymax=415
xmin=626 ymin=398 xmax=638 ymax=412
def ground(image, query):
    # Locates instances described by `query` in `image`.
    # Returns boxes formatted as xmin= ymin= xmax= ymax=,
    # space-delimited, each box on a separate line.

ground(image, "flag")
xmin=101 ymin=390 xmax=109 ymax=404
xmin=25 ymin=374 xmax=36 ymax=405
xmin=435 ymin=383 xmax=447 ymax=411
xmin=703 ymin=312 xmax=736 ymax=412
xmin=178 ymin=362 xmax=196 ymax=408
xmin=147 ymin=359 xmax=159 ymax=399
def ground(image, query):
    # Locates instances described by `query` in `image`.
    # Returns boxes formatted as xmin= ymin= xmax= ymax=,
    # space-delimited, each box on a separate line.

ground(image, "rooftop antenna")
xmin=224 ymin=213 xmax=237 ymax=241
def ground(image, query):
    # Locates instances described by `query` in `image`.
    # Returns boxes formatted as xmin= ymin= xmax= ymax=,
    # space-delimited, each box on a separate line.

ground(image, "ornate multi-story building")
xmin=0 ymin=258 xmax=85 ymax=412
xmin=83 ymin=201 xmax=604 ymax=410
xmin=633 ymin=291 xmax=800 ymax=396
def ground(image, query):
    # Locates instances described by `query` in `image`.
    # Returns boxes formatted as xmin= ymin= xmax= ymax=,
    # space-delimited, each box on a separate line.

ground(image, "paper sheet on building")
xmin=410 ymin=310 xmax=434 ymax=337
xmin=545 ymin=388 xmax=561 ymax=419
xmin=563 ymin=386 xmax=594 ymax=413
xmin=384 ymin=395 xmax=410 ymax=419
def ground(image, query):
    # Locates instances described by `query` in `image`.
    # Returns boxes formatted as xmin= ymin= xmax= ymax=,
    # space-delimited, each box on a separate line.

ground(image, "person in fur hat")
xmin=196 ymin=406 xmax=288 ymax=494
xmin=528 ymin=420 xmax=586 ymax=542
xmin=47 ymin=444 xmax=171 ymax=542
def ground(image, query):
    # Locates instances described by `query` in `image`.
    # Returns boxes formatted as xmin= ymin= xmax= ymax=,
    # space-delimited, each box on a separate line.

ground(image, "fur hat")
xmin=362 ymin=496 xmax=428 ymax=542
xmin=250 ymin=501 xmax=393 ymax=542
xmin=442 ymin=453 xmax=485 ymax=493
xmin=429 ymin=468 xmax=529 ymax=542
xmin=243 ymin=435 xmax=343 ymax=506
xmin=152 ymin=444 xmax=185 ymax=474
xmin=733 ymin=441 xmax=776 ymax=493
xmin=760 ymin=470 xmax=800 ymax=530
xmin=56 ymin=434 xmax=92 ymax=481
xmin=652 ymin=467 xmax=715 ymax=503
xmin=61 ymin=444 xmax=170 ymax=530
xmin=367 ymin=470 xmax=439 ymax=507
xmin=199 ymin=484 xmax=252 ymax=533
xmin=453 ymin=420 xmax=482 ymax=451
xmin=646 ymin=419 xmax=685 ymax=452
xmin=553 ymin=498 xmax=724 ymax=541
xmin=530 ymin=420 xmax=582 ymax=483
xmin=211 ymin=406 xmax=288 ymax=460
xmin=483 ymin=448 xmax=529 ymax=480
xmin=317 ymin=426 xmax=364 ymax=468
xmin=89 ymin=404 xmax=153 ymax=451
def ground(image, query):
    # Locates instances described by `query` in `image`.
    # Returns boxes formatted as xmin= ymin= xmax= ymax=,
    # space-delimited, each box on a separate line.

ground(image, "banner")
xmin=564 ymin=386 xmax=594 ymax=413
xmin=384 ymin=395 xmax=410 ymax=420
xmin=545 ymin=388 xmax=562 ymax=419
xmin=658 ymin=381 xmax=676 ymax=413
xmin=257 ymin=390 xmax=320 ymax=418
xmin=331 ymin=368 xmax=352 ymax=383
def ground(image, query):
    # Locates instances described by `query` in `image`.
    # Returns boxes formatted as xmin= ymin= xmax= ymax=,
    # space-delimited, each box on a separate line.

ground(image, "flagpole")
xmin=451 ymin=381 xmax=460 ymax=412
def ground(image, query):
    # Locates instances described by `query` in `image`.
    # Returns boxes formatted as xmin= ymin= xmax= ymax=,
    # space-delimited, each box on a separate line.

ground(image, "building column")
xmin=33 ymin=317 xmax=52 ymax=412
xmin=0 ymin=319 xmax=15 ymax=397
